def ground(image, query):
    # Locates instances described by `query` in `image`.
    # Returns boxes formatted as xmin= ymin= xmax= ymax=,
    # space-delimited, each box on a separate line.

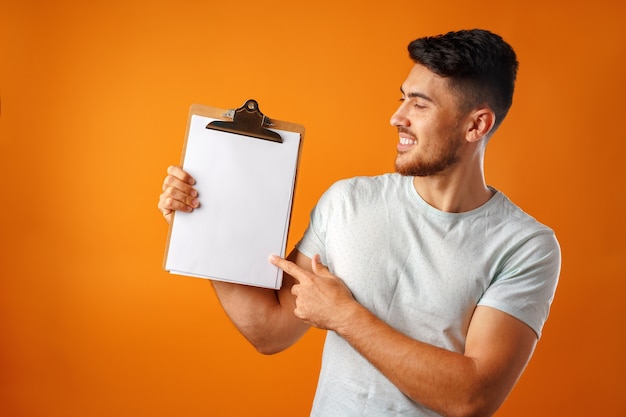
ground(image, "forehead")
xmin=401 ymin=64 xmax=453 ymax=103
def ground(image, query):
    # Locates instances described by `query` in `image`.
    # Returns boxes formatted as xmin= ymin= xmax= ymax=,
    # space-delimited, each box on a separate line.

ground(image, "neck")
xmin=411 ymin=157 xmax=492 ymax=213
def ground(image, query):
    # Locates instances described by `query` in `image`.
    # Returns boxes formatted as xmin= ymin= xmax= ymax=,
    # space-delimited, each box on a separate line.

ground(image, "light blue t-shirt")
xmin=296 ymin=174 xmax=561 ymax=417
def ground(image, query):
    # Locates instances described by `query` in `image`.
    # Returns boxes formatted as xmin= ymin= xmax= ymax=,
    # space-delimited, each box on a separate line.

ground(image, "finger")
xmin=162 ymin=173 xmax=199 ymax=196
xmin=311 ymin=254 xmax=331 ymax=276
xmin=167 ymin=165 xmax=196 ymax=185
xmin=269 ymin=254 xmax=304 ymax=283
xmin=268 ymin=254 xmax=291 ymax=271
xmin=156 ymin=197 xmax=175 ymax=223
xmin=159 ymin=192 xmax=197 ymax=214
xmin=290 ymin=283 xmax=300 ymax=296
xmin=161 ymin=186 xmax=199 ymax=210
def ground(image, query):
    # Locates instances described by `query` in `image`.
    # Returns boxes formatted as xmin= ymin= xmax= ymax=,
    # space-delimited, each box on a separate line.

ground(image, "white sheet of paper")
xmin=164 ymin=114 xmax=301 ymax=289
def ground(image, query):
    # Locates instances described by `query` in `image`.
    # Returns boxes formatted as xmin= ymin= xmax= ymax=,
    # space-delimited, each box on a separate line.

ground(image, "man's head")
xmin=408 ymin=29 xmax=518 ymax=133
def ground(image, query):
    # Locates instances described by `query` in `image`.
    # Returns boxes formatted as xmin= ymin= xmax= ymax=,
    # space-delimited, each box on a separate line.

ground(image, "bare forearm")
xmin=336 ymin=305 xmax=498 ymax=417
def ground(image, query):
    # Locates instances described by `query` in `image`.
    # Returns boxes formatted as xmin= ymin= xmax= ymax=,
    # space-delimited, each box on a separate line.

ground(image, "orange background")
xmin=1 ymin=0 xmax=625 ymax=416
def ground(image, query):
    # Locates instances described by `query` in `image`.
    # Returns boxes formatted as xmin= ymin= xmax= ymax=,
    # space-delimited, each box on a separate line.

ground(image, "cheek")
xmin=414 ymin=123 xmax=445 ymax=150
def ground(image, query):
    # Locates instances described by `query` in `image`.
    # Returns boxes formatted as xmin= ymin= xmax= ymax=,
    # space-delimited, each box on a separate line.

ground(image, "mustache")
xmin=397 ymin=127 xmax=416 ymax=137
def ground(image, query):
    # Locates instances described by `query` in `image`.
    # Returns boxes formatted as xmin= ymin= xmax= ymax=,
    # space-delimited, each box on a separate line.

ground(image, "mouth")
xmin=397 ymin=134 xmax=417 ymax=152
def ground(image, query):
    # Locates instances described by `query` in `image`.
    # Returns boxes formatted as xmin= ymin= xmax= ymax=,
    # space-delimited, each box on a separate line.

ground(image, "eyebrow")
xmin=400 ymin=87 xmax=435 ymax=104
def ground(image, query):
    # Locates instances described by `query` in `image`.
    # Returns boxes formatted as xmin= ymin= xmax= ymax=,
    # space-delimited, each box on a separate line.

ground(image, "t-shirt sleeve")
xmin=295 ymin=180 xmax=348 ymax=265
xmin=478 ymin=230 xmax=561 ymax=338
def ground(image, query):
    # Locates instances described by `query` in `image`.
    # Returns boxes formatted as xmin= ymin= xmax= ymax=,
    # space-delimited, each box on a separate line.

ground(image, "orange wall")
xmin=1 ymin=0 xmax=625 ymax=416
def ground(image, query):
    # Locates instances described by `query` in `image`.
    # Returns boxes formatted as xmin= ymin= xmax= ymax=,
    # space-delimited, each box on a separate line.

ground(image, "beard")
xmin=395 ymin=135 xmax=462 ymax=177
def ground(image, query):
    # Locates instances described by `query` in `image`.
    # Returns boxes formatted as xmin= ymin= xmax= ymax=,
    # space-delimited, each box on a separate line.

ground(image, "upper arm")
xmin=211 ymin=249 xmax=312 ymax=355
xmin=276 ymin=249 xmax=312 ymax=308
xmin=464 ymin=305 xmax=538 ymax=413
xmin=260 ymin=249 xmax=313 ymax=353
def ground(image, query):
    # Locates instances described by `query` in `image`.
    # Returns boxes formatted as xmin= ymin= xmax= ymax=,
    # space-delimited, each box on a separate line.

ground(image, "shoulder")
xmin=488 ymin=191 xmax=562 ymax=288
xmin=324 ymin=173 xmax=407 ymax=199
xmin=478 ymin=192 xmax=561 ymax=338
xmin=482 ymin=190 xmax=561 ymax=275
xmin=490 ymin=190 xmax=557 ymax=240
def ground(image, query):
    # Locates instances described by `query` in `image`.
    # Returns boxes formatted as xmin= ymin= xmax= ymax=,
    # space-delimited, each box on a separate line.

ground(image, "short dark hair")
xmin=408 ymin=29 xmax=518 ymax=132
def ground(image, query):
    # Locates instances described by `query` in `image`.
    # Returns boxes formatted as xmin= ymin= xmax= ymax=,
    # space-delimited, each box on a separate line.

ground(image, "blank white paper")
xmin=164 ymin=114 xmax=301 ymax=289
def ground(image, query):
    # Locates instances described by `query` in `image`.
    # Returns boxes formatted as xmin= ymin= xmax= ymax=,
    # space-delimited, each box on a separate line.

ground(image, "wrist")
xmin=334 ymin=300 xmax=371 ymax=338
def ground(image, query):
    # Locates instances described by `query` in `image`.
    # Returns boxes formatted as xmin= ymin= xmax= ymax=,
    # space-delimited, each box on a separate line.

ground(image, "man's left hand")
xmin=269 ymin=254 xmax=359 ymax=333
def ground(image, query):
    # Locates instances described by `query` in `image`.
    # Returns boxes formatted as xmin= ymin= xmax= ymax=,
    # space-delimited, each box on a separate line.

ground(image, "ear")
xmin=466 ymin=108 xmax=495 ymax=143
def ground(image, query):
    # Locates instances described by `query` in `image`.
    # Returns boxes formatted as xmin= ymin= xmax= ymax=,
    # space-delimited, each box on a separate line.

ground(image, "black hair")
xmin=408 ymin=29 xmax=518 ymax=131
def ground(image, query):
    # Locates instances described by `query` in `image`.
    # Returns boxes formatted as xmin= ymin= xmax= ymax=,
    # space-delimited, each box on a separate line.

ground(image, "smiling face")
xmin=391 ymin=64 xmax=470 ymax=177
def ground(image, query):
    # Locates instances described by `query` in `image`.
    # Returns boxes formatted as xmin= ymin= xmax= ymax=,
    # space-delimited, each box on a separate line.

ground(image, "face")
xmin=391 ymin=64 xmax=468 ymax=177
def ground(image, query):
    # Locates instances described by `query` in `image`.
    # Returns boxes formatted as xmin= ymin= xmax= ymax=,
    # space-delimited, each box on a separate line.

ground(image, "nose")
xmin=390 ymin=101 xmax=410 ymax=127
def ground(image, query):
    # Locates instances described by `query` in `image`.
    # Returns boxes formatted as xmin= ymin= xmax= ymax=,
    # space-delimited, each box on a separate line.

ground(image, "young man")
xmin=158 ymin=29 xmax=560 ymax=417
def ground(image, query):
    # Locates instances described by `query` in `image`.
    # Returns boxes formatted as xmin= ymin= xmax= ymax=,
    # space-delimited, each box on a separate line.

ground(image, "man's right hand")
xmin=158 ymin=165 xmax=199 ymax=224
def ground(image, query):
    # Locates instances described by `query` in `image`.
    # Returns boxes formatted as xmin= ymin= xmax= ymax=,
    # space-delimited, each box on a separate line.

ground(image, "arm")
xmin=271 ymin=254 xmax=537 ymax=417
xmin=339 ymin=303 xmax=536 ymax=417
xmin=211 ymin=249 xmax=311 ymax=354
xmin=158 ymin=165 xmax=310 ymax=354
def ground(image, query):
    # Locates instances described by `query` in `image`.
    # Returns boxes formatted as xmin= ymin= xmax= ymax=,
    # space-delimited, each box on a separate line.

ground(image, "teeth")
xmin=400 ymin=137 xmax=416 ymax=145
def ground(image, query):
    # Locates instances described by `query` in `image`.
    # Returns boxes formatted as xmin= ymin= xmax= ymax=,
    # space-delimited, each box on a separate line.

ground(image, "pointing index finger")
xmin=269 ymin=254 xmax=304 ymax=283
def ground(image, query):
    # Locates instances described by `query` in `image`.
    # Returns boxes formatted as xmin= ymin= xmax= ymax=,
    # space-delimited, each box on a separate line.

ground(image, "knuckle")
xmin=167 ymin=165 xmax=179 ymax=176
xmin=161 ymin=186 xmax=172 ymax=199
xmin=164 ymin=196 xmax=175 ymax=208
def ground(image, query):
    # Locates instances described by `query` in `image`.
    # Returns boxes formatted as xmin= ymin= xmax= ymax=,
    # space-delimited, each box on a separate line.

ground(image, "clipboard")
xmin=163 ymin=100 xmax=305 ymax=289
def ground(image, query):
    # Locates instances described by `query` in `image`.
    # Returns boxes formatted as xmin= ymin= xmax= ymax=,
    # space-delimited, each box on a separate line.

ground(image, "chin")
xmin=395 ymin=154 xmax=416 ymax=176
xmin=395 ymin=165 xmax=417 ymax=177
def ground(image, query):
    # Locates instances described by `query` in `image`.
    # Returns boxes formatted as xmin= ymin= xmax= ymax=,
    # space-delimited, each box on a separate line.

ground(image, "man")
xmin=158 ymin=29 xmax=560 ymax=417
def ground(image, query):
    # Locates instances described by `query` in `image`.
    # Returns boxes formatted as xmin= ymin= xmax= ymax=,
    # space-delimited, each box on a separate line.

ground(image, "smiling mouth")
xmin=399 ymin=137 xmax=416 ymax=145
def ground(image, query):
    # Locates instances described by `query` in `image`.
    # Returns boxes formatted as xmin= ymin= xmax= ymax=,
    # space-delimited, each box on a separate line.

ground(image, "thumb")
xmin=311 ymin=254 xmax=330 ymax=276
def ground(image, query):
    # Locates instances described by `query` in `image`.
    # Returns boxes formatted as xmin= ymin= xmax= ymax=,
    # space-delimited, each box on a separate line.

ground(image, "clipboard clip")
xmin=206 ymin=99 xmax=283 ymax=143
